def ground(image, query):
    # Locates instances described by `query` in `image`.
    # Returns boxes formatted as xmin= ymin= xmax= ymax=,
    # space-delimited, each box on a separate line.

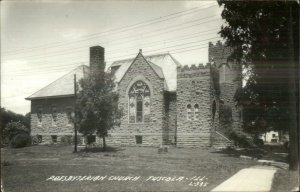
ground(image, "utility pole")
xmin=74 ymin=74 xmax=78 ymax=153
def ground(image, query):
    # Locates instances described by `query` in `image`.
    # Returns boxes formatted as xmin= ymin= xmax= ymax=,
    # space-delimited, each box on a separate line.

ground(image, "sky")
xmin=1 ymin=0 xmax=224 ymax=115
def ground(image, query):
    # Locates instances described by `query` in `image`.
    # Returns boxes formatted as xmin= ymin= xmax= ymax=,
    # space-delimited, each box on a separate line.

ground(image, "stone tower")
xmin=176 ymin=64 xmax=213 ymax=147
xmin=209 ymin=41 xmax=243 ymax=134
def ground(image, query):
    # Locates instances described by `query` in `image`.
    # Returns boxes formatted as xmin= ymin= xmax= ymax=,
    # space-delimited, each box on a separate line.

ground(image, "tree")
xmin=2 ymin=121 xmax=30 ymax=144
xmin=1 ymin=108 xmax=31 ymax=144
xmin=1 ymin=108 xmax=30 ymax=129
xmin=75 ymin=70 xmax=123 ymax=151
xmin=218 ymin=1 xmax=299 ymax=170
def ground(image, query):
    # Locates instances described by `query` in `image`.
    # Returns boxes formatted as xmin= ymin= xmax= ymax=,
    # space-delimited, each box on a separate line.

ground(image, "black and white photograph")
xmin=1 ymin=0 xmax=299 ymax=191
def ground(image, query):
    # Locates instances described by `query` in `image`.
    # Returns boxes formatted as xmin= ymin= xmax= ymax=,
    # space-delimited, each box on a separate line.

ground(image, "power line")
xmin=2 ymin=21 xmax=220 ymax=71
xmin=3 ymin=15 xmax=220 ymax=62
xmin=5 ymin=36 xmax=220 ymax=74
xmin=107 ymin=37 xmax=219 ymax=60
xmin=6 ymin=39 xmax=221 ymax=75
xmin=2 ymin=44 xmax=212 ymax=100
xmin=4 ymin=26 xmax=219 ymax=62
xmin=3 ymin=3 xmax=217 ymax=55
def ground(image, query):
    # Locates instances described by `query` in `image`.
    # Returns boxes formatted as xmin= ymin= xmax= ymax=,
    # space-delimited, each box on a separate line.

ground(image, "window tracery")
xmin=128 ymin=81 xmax=151 ymax=123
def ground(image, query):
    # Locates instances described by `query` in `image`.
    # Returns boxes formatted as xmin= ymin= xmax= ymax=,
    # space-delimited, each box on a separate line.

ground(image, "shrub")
xmin=31 ymin=135 xmax=43 ymax=145
xmin=61 ymin=135 xmax=72 ymax=145
xmin=11 ymin=133 xmax=31 ymax=148
xmin=253 ymin=136 xmax=264 ymax=147
xmin=219 ymin=104 xmax=233 ymax=125
xmin=86 ymin=135 xmax=96 ymax=145
xmin=3 ymin=121 xmax=29 ymax=141
xmin=228 ymin=131 xmax=255 ymax=148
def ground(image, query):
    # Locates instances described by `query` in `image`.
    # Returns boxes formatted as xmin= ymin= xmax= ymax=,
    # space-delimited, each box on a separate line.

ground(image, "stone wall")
xmin=106 ymin=52 xmax=165 ymax=147
xmin=209 ymin=41 xmax=243 ymax=134
xmin=163 ymin=92 xmax=177 ymax=145
xmin=30 ymin=97 xmax=78 ymax=143
xmin=176 ymin=64 xmax=212 ymax=147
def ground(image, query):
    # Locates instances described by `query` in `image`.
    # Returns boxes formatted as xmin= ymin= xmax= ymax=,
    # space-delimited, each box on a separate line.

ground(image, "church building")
xmin=26 ymin=41 xmax=242 ymax=148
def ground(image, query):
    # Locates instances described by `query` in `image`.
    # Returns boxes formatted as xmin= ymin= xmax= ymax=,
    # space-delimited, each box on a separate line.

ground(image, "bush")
xmin=61 ymin=135 xmax=72 ymax=145
xmin=86 ymin=135 xmax=96 ymax=144
xmin=228 ymin=131 xmax=254 ymax=148
xmin=253 ymin=137 xmax=264 ymax=147
xmin=3 ymin=121 xmax=29 ymax=141
xmin=11 ymin=133 xmax=31 ymax=148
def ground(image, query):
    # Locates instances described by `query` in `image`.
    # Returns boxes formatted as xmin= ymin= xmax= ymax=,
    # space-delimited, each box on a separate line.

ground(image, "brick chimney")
xmin=90 ymin=46 xmax=105 ymax=74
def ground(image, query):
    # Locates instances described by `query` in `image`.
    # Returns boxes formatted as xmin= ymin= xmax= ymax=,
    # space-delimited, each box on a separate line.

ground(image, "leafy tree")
xmin=75 ymin=69 xmax=123 ymax=151
xmin=1 ymin=108 xmax=30 ymax=144
xmin=218 ymin=1 xmax=299 ymax=169
xmin=1 ymin=108 xmax=30 ymax=129
xmin=3 ymin=121 xmax=30 ymax=142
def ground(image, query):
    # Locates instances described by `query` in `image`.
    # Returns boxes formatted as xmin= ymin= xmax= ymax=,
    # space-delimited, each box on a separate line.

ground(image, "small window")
xmin=51 ymin=106 xmax=58 ymax=126
xmin=66 ymin=107 xmax=73 ymax=125
xmin=194 ymin=104 xmax=200 ymax=120
xmin=272 ymin=134 xmax=276 ymax=138
xmin=135 ymin=135 xmax=143 ymax=144
xmin=51 ymin=135 xmax=57 ymax=143
xmin=187 ymin=104 xmax=193 ymax=120
xmin=87 ymin=135 xmax=96 ymax=144
xmin=37 ymin=108 xmax=43 ymax=126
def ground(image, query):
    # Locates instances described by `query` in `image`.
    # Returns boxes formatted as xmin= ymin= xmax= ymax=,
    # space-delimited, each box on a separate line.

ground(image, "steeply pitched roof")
xmin=26 ymin=65 xmax=89 ymax=100
xmin=26 ymin=52 xmax=181 ymax=101
xmin=148 ymin=61 xmax=164 ymax=79
xmin=111 ymin=53 xmax=180 ymax=91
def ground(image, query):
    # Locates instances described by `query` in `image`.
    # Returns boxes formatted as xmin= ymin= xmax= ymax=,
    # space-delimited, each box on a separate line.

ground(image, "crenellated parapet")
xmin=208 ymin=41 xmax=234 ymax=66
xmin=177 ymin=63 xmax=211 ymax=79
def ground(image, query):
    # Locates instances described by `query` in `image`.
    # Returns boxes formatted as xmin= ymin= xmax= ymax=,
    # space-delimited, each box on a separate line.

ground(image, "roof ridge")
xmin=26 ymin=65 xmax=85 ymax=99
xmin=168 ymin=53 xmax=181 ymax=66
xmin=147 ymin=60 xmax=161 ymax=68
xmin=111 ymin=52 xmax=170 ymax=66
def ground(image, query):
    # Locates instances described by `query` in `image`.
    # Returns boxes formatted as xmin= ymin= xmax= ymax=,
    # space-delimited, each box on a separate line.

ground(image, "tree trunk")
xmin=287 ymin=5 xmax=299 ymax=171
xmin=102 ymin=136 xmax=106 ymax=151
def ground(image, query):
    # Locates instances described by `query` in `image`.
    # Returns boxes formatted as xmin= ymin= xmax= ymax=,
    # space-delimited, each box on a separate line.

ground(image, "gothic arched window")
xmin=128 ymin=81 xmax=151 ymax=123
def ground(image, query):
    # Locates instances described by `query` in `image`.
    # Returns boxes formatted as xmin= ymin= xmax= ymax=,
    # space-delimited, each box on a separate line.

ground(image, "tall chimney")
xmin=90 ymin=46 xmax=105 ymax=75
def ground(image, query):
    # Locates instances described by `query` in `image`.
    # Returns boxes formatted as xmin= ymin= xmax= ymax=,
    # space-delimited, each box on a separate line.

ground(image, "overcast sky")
xmin=1 ymin=0 xmax=224 ymax=115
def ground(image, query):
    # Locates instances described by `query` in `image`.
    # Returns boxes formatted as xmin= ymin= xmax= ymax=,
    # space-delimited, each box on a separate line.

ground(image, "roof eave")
xmin=25 ymin=94 xmax=75 ymax=100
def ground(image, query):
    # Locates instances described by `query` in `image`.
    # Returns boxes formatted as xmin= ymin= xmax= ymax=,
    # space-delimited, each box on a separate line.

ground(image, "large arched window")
xmin=128 ymin=81 xmax=151 ymax=123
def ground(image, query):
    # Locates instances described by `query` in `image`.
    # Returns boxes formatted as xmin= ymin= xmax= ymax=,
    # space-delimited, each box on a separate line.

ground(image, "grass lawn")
xmin=2 ymin=145 xmax=259 ymax=192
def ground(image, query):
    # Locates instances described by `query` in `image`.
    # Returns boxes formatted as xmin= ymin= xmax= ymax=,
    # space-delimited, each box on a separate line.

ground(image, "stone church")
xmin=26 ymin=41 xmax=242 ymax=148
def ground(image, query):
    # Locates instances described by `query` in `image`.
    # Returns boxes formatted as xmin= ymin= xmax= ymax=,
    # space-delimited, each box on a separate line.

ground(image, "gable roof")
xmin=26 ymin=52 xmax=181 ymax=101
xmin=148 ymin=61 xmax=164 ymax=79
xmin=26 ymin=65 xmax=89 ymax=100
xmin=111 ymin=52 xmax=180 ymax=91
